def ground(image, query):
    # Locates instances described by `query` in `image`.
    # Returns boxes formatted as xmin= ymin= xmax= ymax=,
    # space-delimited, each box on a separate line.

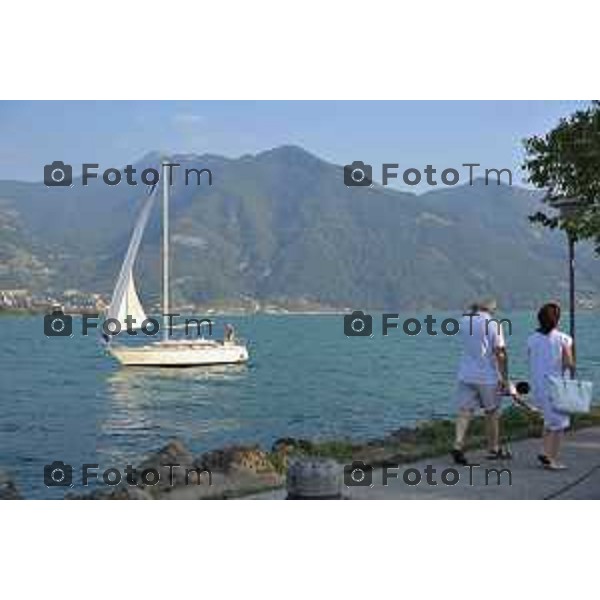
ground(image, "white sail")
xmin=106 ymin=191 xmax=155 ymax=329
xmin=110 ymin=271 xmax=148 ymax=329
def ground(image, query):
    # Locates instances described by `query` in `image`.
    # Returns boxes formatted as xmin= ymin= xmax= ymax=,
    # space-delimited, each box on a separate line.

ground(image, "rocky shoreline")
xmin=2 ymin=405 xmax=600 ymax=500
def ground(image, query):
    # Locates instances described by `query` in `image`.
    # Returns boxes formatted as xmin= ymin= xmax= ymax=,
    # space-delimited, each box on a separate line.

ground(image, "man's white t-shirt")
xmin=457 ymin=312 xmax=505 ymax=385
xmin=527 ymin=329 xmax=572 ymax=397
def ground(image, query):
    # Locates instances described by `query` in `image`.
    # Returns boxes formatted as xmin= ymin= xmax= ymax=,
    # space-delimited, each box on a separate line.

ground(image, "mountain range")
xmin=1 ymin=145 xmax=599 ymax=310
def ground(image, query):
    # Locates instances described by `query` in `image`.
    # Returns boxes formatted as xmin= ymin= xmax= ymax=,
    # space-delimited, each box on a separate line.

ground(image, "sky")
xmin=0 ymin=100 xmax=589 ymax=189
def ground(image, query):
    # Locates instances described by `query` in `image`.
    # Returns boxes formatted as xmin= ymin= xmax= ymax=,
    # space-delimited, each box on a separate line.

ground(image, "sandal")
xmin=538 ymin=455 xmax=567 ymax=470
xmin=544 ymin=461 xmax=568 ymax=471
xmin=538 ymin=454 xmax=551 ymax=467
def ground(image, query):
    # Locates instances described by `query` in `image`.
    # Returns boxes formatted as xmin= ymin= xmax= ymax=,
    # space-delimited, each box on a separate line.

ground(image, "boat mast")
xmin=162 ymin=161 xmax=169 ymax=341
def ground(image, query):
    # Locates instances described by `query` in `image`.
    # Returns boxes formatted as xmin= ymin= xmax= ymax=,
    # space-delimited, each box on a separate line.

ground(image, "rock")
xmin=120 ymin=487 xmax=151 ymax=500
xmin=0 ymin=469 xmax=22 ymax=500
xmin=147 ymin=439 xmax=194 ymax=466
xmin=271 ymin=437 xmax=315 ymax=454
xmin=66 ymin=485 xmax=152 ymax=500
xmin=136 ymin=438 xmax=196 ymax=490
xmin=198 ymin=445 xmax=276 ymax=475
xmin=385 ymin=427 xmax=418 ymax=445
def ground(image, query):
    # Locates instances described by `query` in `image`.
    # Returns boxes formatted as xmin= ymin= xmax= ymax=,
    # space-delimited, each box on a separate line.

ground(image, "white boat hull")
xmin=107 ymin=341 xmax=249 ymax=367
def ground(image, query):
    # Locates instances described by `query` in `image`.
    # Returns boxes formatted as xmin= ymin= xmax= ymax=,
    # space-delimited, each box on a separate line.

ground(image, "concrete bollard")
xmin=286 ymin=457 xmax=344 ymax=499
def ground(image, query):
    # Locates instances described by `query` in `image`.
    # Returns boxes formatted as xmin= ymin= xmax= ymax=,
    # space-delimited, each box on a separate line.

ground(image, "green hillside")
xmin=0 ymin=145 xmax=599 ymax=309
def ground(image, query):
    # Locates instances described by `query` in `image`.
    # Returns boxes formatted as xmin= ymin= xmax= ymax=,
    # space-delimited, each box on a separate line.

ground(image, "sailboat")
xmin=104 ymin=162 xmax=249 ymax=367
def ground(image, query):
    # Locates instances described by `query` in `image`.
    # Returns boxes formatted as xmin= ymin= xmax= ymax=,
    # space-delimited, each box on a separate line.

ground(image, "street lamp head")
xmin=550 ymin=197 xmax=580 ymax=218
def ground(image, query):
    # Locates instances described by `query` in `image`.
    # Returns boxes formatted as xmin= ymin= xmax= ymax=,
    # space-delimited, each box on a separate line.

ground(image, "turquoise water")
xmin=0 ymin=313 xmax=598 ymax=498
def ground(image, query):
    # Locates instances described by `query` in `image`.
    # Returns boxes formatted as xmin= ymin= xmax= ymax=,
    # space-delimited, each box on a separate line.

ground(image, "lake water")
xmin=1 ymin=313 xmax=598 ymax=498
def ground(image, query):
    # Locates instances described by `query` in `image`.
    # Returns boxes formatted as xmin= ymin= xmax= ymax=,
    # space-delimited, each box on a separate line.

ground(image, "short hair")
xmin=537 ymin=303 xmax=561 ymax=335
xmin=479 ymin=298 xmax=497 ymax=312
xmin=470 ymin=297 xmax=497 ymax=312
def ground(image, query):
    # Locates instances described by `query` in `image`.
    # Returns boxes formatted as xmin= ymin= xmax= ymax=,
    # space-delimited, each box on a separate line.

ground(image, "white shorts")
xmin=456 ymin=381 xmax=500 ymax=413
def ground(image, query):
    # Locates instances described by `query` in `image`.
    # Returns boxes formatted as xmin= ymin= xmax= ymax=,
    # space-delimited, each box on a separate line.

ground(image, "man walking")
xmin=451 ymin=298 xmax=512 ymax=465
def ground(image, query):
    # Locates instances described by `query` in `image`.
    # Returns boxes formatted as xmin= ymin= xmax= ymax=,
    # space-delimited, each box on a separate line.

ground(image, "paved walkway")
xmin=247 ymin=427 xmax=600 ymax=499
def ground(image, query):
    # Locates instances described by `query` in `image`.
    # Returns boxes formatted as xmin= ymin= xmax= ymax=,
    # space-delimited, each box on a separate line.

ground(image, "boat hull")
xmin=108 ymin=342 xmax=249 ymax=367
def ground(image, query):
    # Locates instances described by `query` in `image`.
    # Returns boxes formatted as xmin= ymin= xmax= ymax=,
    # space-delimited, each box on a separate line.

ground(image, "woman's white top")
xmin=527 ymin=329 xmax=572 ymax=397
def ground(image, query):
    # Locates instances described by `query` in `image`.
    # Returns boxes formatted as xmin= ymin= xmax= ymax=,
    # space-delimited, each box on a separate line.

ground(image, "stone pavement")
xmin=246 ymin=426 xmax=600 ymax=500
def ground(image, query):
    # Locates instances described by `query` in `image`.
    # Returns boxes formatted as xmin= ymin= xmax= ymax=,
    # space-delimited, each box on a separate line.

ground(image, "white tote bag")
xmin=548 ymin=376 xmax=593 ymax=414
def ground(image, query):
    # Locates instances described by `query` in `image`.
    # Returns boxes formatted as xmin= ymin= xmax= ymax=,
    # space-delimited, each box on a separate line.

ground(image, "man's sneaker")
xmin=450 ymin=448 xmax=469 ymax=465
xmin=486 ymin=448 xmax=512 ymax=460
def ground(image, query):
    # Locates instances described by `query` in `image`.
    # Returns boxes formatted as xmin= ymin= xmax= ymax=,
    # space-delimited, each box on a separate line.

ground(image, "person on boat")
xmin=451 ymin=297 xmax=512 ymax=465
xmin=528 ymin=302 xmax=575 ymax=471
xmin=224 ymin=323 xmax=235 ymax=343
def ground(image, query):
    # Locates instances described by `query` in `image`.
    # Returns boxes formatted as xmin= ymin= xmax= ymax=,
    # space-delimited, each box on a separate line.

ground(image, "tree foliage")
xmin=523 ymin=102 xmax=600 ymax=251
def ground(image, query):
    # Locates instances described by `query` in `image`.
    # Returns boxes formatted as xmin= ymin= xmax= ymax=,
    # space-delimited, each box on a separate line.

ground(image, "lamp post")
xmin=551 ymin=198 xmax=579 ymax=374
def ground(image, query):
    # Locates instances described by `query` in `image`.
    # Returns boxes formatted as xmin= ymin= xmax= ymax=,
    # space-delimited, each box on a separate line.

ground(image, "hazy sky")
xmin=0 ymin=100 xmax=588 ymax=188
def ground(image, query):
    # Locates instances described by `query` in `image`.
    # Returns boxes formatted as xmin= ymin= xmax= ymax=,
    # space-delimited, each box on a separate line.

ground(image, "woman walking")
xmin=528 ymin=303 xmax=575 ymax=470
